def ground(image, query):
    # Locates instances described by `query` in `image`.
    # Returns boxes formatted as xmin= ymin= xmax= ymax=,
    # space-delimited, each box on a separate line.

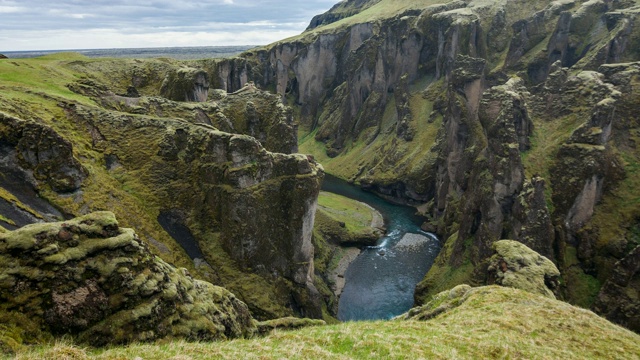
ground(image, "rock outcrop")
xmin=1 ymin=53 xmax=326 ymax=322
xmin=306 ymin=0 xmax=381 ymax=30
xmin=487 ymin=240 xmax=560 ymax=299
xmin=0 ymin=112 xmax=87 ymax=194
xmin=64 ymin=102 xmax=324 ymax=319
xmin=69 ymin=78 xmax=298 ymax=154
xmin=160 ymin=67 xmax=209 ymax=102
xmin=0 ymin=212 xmax=255 ymax=346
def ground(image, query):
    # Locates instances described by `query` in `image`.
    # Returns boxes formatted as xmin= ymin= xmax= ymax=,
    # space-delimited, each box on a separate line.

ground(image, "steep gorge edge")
xmin=203 ymin=0 xmax=640 ymax=331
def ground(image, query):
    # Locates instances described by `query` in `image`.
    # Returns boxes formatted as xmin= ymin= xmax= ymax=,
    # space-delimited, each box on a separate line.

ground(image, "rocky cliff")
xmin=0 ymin=54 xmax=325 ymax=323
xmin=202 ymin=0 xmax=640 ymax=331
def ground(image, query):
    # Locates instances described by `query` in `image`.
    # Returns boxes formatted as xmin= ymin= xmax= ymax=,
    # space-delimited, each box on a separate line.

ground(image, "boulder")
xmin=487 ymin=240 xmax=560 ymax=299
xmin=0 ymin=212 xmax=255 ymax=346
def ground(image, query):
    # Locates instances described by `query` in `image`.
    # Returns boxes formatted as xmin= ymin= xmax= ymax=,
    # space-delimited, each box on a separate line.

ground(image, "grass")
xmin=267 ymin=0 xmax=450 ymax=47
xmin=522 ymin=112 xmax=586 ymax=211
xmin=10 ymin=286 xmax=640 ymax=359
xmin=317 ymin=191 xmax=377 ymax=233
xmin=0 ymin=55 xmax=96 ymax=105
xmin=298 ymin=79 xmax=441 ymax=191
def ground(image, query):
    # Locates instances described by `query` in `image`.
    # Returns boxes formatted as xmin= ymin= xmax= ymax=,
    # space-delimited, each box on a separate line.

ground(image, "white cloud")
xmin=68 ymin=13 xmax=94 ymax=19
xmin=0 ymin=27 xmax=302 ymax=51
xmin=0 ymin=5 xmax=24 ymax=13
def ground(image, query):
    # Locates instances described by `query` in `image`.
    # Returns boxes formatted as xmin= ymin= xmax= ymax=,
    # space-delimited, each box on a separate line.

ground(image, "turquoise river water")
xmin=321 ymin=175 xmax=441 ymax=321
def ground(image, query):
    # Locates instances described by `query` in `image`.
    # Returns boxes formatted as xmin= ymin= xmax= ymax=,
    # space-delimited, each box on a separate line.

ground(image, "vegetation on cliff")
xmin=0 ymin=52 xmax=324 ymax=323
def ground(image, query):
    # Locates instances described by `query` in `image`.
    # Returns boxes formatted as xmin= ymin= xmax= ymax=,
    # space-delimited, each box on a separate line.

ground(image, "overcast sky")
xmin=0 ymin=0 xmax=338 ymax=51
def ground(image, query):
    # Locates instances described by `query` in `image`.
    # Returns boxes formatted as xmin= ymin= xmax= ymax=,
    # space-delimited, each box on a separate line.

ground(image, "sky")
xmin=0 ymin=0 xmax=338 ymax=51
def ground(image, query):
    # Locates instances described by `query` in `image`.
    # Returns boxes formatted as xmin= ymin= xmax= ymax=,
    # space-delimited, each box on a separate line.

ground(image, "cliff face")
xmin=63 ymin=101 xmax=323 ymax=319
xmin=0 ymin=55 xmax=325 ymax=322
xmin=207 ymin=0 xmax=640 ymax=331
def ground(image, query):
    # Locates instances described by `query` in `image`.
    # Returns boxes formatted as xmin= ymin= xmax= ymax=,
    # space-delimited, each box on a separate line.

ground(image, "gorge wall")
xmin=0 ymin=58 xmax=326 ymax=322
xmin=202 ymin=0 xmax=640 ymax=331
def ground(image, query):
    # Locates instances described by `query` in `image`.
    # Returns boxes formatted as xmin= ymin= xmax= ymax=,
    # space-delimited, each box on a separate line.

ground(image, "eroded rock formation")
xmin=0 ymin=112 xmax=87 ymax=194
xmin=0 ymin=212 xmax=255 ymax=346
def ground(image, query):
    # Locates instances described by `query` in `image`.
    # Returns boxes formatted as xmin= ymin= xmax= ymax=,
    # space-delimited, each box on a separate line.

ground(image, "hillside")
xmin=11 ymin=286 xmax=640 ymax=359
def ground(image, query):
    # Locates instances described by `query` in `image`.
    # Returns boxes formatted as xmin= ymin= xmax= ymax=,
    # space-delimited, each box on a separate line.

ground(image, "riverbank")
xmin=318 ymin=175 xmax=441 ymax=321
xmin=329 ymin=247 xmax=361 ymax=297
xmin=312 ymin=190 xmax=388 ymax=318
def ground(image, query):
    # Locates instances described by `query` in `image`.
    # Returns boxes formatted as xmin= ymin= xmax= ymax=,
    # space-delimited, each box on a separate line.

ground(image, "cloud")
xmin=0 ymin=0 xmax=339 ymax=50
xmin=1 ymin=27 xmax=304 ymax=50
xmin=0 ymin=5 xmax=24 ymax=13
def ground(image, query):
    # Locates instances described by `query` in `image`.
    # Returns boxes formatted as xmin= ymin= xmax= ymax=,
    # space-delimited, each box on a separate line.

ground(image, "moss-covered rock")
xmin=400 ymin=284 xmax=473 ymax=321
xmin=63 ymin=101 xmax=324 ymax=320
xmin=0 ymin=312 xmax=51 ymax=355
xmin=68 ymin=77 xmax=298 ymax=155
xmin=160 ymin=67 xmax=209 ymax=102
xmin=0 ymin=212 xmax=256 ymax=346
xmin=487 ymin=240 xmax=560 ymax=299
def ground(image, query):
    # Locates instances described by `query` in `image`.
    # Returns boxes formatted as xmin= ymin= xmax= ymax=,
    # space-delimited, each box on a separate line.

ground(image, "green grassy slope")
xmin=0 ymin=55 xmax=195 ymax=269
xmin=11 ymin=286 xmax=640 ymax=359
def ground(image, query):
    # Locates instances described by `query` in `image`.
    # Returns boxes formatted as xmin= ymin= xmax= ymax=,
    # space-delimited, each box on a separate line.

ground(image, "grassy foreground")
xmin=10 ymin=286 xmax=640 ymax=360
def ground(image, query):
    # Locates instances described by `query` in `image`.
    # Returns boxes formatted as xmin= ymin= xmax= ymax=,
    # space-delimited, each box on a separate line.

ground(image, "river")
xmin=321 ymin=174 xmax=441 ymax=321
